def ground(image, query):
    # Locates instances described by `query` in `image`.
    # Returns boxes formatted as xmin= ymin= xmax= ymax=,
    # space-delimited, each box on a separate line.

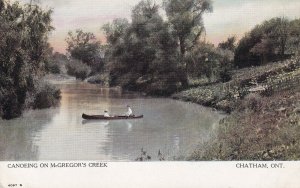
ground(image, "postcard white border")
xmin=1 ymin=161 xmax=300 ymax=188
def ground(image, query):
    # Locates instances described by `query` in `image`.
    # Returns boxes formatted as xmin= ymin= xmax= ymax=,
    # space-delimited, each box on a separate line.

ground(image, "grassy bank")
xmin=173 ymin=56 xmax=300 ymax=160
xmin=173 ymin=56 xmax=300 ymax=112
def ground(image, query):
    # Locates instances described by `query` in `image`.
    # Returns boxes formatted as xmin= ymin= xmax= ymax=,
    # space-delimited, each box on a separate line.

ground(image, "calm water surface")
xmin=0 ymin=80 xmax=224 ymax=161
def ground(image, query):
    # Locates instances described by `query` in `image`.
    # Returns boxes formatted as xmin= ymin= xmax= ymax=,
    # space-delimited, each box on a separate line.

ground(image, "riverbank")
xmin=0 ymin=76 xmax=62 ymax=120
xmin=173 ymin=56 xmax=300 ymax=113
xmin=173 ymin=56 xmax=300 ymax=160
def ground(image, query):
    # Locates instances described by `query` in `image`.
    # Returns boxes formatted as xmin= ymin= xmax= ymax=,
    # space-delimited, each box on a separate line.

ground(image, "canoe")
xmin=82 ymin=113 xmax=144 ymax=120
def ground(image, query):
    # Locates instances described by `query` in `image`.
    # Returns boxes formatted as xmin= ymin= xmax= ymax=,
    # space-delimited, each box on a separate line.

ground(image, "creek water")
xmin=0 ymin=80 xmax=224 ymax=161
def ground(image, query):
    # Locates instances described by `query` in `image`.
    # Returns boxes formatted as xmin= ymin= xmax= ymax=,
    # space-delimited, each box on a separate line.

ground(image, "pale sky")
xmin=17 ymin=0 xmax=300 ymax=53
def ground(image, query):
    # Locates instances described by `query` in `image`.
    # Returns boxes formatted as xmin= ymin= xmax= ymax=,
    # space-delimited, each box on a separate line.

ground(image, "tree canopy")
xmin=218 ymin=36 xmax=236 ymax=51
xmin=164 ymin=0 xmax=212 ymax=56
xmin=235 ymin=17 xmax=299 ymax=68
xmin=103 ymin=0 xmax=181 ymax=95
xmin=163 ymin=0 xmax=213 ymax=86
xmin=66 ymin=29 xmax=103 ymax=72
xmin=0 ymin=0 xmax=57 ymax=119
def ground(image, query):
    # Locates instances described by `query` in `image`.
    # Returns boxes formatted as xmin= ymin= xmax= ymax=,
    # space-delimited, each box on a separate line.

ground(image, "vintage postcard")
xmin=0 ymin=0 xmax=300 ymax=187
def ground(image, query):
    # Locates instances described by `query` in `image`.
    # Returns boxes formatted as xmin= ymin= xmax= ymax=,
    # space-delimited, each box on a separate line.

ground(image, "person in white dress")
xmin=104 ymin=110 xmax=110 ymax=117
xmin=125 ymin=105 xmax=133 ymax=117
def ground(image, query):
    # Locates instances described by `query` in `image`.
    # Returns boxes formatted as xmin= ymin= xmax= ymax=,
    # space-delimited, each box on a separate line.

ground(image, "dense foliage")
xmin=0 ymin=0 xmax=60 ymax=119
xmin=102 ymin=0 xmax=213 ymax=95
xmin=66 ymin=59 xmax=91 ymax=80
xmin=235 ymin=17 xmax=300 ymax=68
xmin=101 ymin=4 xmax=300 ymax=94
xmin=45 ymin=52 xmax=68 ymax=74
xmin=185 ymin=42 xmax=234 ymax=82
xmin=103 ymin=1 xmax=183 ymax=95
xmin=218 ymin=36 xmax=236 ymax=51
xmin=66 ymin=29 xmax=104 ymax=74
xmin=164 ymin=0 xmax=213 ymax=87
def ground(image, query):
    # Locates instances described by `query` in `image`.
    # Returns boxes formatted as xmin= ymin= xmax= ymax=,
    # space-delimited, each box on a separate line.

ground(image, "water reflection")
xmin=0 ymin=108 xmax=59 ymax=160
xmin=0 ymin=80 xmax=224 ymax=161
xmin=81 ymin=120 xmax=133 ymax=132
xmin=81 ymin=120 xmax=110 ymax=126
xmin=125 ymin=122 xmax=133 ymax=131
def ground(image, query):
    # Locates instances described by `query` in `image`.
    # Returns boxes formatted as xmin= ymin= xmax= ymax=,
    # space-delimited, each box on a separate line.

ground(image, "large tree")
xmin=66 ymin=29 xmax=103 ymax=69
xmin=103 ymin=0 xmax=181 ymax=95
xmin=103 ymin=18 xmax=129 ymax=47
xmin=0 ymin=0 xmax=54 ymax=119
xmin=164 ymin=0 xmax=212 ymax=86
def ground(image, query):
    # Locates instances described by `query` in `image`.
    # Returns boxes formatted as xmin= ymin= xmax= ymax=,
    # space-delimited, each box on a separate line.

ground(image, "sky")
xmin=17 ymin=0 xmax=300 ymax=53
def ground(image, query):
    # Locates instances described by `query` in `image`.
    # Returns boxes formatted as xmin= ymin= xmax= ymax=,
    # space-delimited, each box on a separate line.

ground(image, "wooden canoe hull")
xmin=82 ymin=113 xmax=143 ymax=120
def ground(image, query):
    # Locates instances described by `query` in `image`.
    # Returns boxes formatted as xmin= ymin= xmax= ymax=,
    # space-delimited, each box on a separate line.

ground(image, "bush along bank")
xmin=86 ymin=73 xmax=110 ymax=87
xmin=31 ymin=81 xmax=61 ymax=109
xmin=0 ymin=79 xmax=61 ymax=120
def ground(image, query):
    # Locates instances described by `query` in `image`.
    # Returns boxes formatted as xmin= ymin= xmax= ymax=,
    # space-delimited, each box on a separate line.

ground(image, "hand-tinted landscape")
xmin=0 ymin=0 xmax=299 ymax=161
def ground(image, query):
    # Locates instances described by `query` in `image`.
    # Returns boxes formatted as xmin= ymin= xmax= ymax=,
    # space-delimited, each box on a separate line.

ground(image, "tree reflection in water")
xmin=0 ymin=108 xmax=59 ymax=161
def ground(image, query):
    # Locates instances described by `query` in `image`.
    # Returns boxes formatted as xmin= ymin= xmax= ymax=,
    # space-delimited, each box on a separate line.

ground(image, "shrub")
xmin=145 ymin=75 xmax=180 ymax=96
xmin=33 ymin=82 xmax=61 ymax=109
xmin=219 ymin=68 xmax=232 ymax=83
xmin=45 ymin=60 xmax=61 ymax=74
xmin=87 ymin=73 xmax=110 ymax=86
xmin=66 ymin=59 xmax=91 ymax=80
xmin=0 ymin=92 xmax=23 ymax=119
xmin=0 ymin=79 xmax=26 ymax=119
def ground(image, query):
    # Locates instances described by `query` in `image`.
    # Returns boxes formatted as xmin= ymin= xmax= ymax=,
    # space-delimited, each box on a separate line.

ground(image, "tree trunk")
xmin=178 ymin=67 xmax=188 ymax=89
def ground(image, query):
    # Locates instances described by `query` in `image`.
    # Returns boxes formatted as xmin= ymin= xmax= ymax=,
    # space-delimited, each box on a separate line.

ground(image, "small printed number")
xmin=8 ymin=184 xmax=22 ymax=187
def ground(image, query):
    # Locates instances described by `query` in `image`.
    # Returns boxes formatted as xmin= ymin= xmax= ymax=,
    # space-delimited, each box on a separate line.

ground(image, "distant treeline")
xmin=0 ymin=0 xmax=60 ymax=119
xmin=235 ymin=17 xmax=300 ymax=67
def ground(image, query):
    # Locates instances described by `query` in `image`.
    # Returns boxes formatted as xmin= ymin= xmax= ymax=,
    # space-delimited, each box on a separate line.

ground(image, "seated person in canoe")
xmin=104 ymin=110 xmax=111 ymax=117
xmin=126 ymin=105 xmax=133 ymax=117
